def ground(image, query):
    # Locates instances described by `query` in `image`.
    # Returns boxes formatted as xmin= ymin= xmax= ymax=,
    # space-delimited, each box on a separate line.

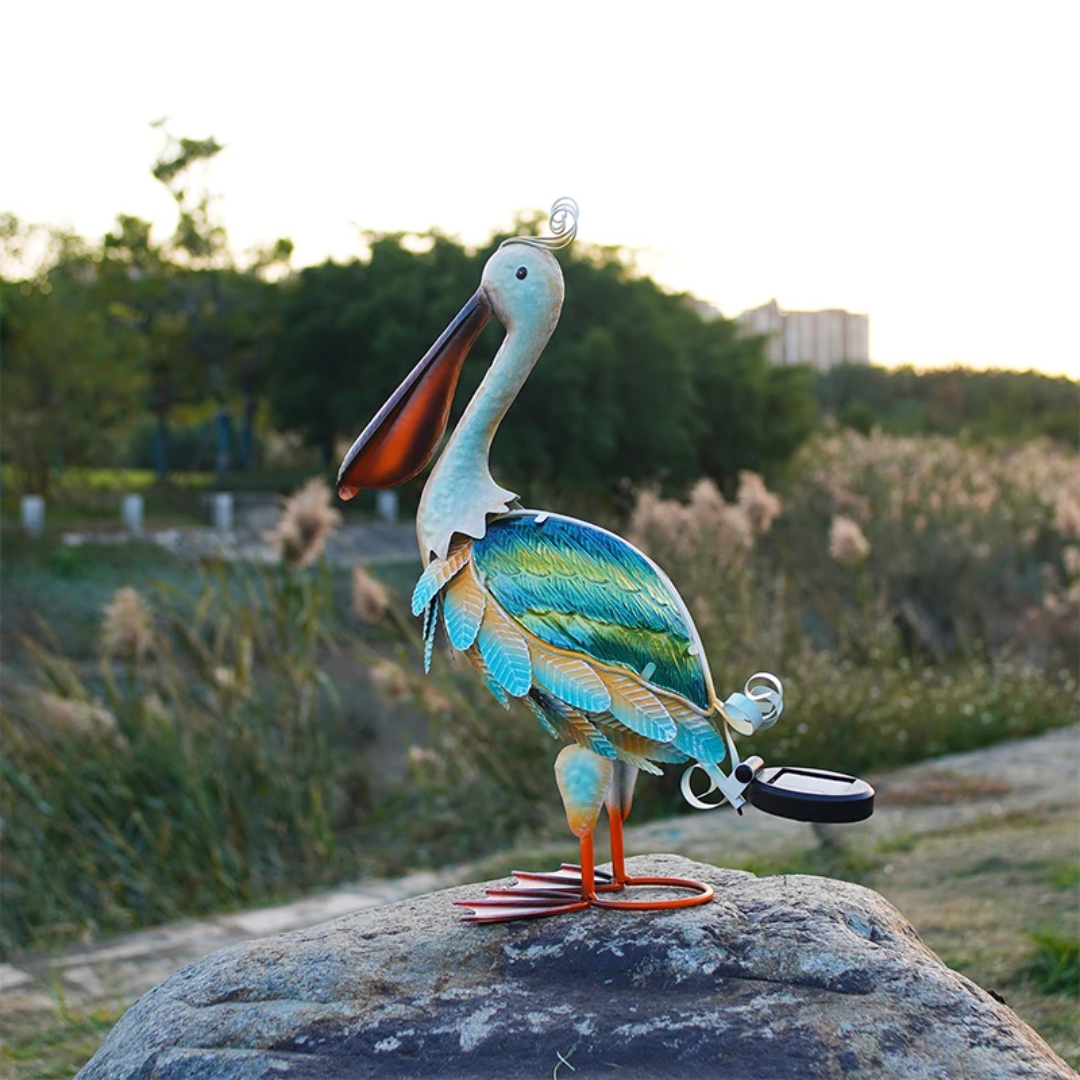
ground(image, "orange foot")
xmin=453 ymin=863 xmax=617 ymax=923
xmin=453 ymin=865 xmax=714 ymax=924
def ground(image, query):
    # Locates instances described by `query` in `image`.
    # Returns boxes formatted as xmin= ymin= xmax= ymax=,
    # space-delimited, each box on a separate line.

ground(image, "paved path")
xmin=62 ymin=522 xmax=421 ymax=567
xmin=2 ymin=725 xmax=1076 ymax=1026
xmin=627 ymin=722 xmax=1080 ymax=864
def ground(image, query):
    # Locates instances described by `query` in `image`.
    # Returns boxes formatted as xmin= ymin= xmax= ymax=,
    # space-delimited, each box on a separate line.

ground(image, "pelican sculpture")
xmin=337 ymin=200 xmax=785 ymax=922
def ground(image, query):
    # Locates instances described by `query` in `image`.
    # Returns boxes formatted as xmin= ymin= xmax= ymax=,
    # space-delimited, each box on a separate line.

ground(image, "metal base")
xmin=590 ymin=875 xmax=714 ymax=910
xmin=454 ymin=863 xmax=714 ymax=923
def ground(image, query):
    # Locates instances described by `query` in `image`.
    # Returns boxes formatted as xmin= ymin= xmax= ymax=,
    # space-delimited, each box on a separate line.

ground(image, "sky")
xmin=3 ymin=1 xmax=1078 ymax=376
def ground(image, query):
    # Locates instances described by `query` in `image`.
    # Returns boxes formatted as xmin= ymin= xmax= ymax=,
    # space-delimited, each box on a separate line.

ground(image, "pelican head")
xmin=338 ymin=200 xmax=576 ymax=561
xmin=478 ymin=241 xmax=565 ymax=334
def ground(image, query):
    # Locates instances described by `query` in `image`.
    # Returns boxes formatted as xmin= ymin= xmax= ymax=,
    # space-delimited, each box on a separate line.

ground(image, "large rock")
xmin=79 ymin=855 xmax=1075 ymax=1080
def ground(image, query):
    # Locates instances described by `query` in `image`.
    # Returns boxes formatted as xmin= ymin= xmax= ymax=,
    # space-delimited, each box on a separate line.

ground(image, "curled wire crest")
xmin=500 ymin=197 xmax=579 ymax=252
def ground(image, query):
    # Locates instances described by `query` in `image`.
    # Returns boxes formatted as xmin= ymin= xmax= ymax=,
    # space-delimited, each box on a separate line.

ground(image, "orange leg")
xmin=593 ymin=801 xmax=714 ymax=911
xmin=609 ymin=801 xmax=628 ymax=885
xmin=455 ymin=747 xmax=713 ymax=922
xmin=579 ymin=831 xmax=597 ymax=898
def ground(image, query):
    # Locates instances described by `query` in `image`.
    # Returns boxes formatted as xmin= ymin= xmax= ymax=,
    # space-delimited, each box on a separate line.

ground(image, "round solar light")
xmin=747 ymin=766 xmax=875 ymax=824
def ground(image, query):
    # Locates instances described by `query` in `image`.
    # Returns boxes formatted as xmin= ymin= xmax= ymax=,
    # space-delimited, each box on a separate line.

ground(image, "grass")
xmin=0 ymin=524 xmax=557 ymax=955
xmin=840 ymin=810 xmax=1079 ymax=1068
xmin=1030 ymin=858 xmax=1080 ymax=891
xmin=0 ymin=532 xmax=408 ymax=666
xmin=735 ymin=836 xmax=883 ymax=884
xmin=1024 ymin=931 xmax=1080 ymax=996
xmin=0 ymin=538 xmax=197 ymax=660
xmin=0 ymin=1001 xmax=125 ymax=1080
xmin=0 ymin=465 xmax=213 ymax=492
xmin=3 ymin=527 xmax=1078 ymax=958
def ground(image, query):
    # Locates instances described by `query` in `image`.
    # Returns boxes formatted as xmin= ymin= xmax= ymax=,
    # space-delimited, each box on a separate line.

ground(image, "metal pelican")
xmin=337 ymin=200 xmax=786 ymax=922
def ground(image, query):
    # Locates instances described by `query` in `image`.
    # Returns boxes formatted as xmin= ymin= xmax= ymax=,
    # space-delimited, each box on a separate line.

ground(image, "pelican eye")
xmin=516 ymin=266 xmax=528 ymax=280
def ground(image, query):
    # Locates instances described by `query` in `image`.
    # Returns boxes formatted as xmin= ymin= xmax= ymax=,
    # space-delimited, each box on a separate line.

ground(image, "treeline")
xmin=816 ymin=363 xmax=1077 ymax=447
xmin=2 ymin=133 xmax=1074 ymax=500
xmin=271 ymin=234 xmax=817 ymax=496
xmin=0 ymin=132 xmax=815 ymax=498
xmin=0 ymin=218 xmax=816 ymax=499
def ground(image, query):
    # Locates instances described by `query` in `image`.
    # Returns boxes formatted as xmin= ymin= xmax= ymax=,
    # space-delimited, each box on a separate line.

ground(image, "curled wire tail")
xmin=501 ymin=197 xmax=579 ymax=252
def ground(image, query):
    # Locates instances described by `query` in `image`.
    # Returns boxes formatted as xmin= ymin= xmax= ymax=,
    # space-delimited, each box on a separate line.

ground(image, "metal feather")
xmin=464 ymin=644 xmax=510 ymax=708
xmin=531 ymin=649 xmax=611 ymax=713
xmin=423 ymin=596 xmax=440 ymax=673
xmin=476 ymin=602 xmax=532 ymax=698
xmin=473 ymin=513 xmax=712 ymax=709
xmin=588 ymin=716 xmax=666 ymax=775
xmin=533 ymin=691 xmax=618 ymax=760
xmin=523 ymin=692 xmax=560 ymax=739
xmin=443 ymin=564 xmax=487 ymax=651
xmin=411 ymin=541 xmax=471 ymax=616
xmin=665 ymin=698 xmax=728 ymax=764
xmin=605 ymin=673 xmax=677 ymax=742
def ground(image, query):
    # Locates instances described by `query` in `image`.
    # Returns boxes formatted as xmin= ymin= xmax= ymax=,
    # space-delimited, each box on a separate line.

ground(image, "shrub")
xmin=0 ymin=562 xmax=359 ymax=954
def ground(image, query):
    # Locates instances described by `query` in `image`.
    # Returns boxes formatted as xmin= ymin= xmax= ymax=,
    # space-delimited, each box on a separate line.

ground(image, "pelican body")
xmin=337 ymin=203 xmax=780 ymax=921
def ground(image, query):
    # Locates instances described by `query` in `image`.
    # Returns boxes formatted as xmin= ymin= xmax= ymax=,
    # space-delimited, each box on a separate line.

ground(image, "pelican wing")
xmin=472 ymin=512 xmax=713 ymax=712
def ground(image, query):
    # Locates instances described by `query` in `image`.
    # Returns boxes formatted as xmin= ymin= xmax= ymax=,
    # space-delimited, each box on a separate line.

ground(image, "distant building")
xmin=735 ymin=299 xmax=869 ymax=370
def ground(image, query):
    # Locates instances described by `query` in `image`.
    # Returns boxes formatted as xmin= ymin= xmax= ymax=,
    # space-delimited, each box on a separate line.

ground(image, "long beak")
xmin=337 ymin=290 xmax=491 ymax=499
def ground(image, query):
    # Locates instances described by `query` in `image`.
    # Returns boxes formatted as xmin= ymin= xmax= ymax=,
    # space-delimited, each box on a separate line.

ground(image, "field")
xmin=2 ymin=736 xmax=1076 ymax=1078
xmin=1 ymin=431 xmax=1078 ymax=1073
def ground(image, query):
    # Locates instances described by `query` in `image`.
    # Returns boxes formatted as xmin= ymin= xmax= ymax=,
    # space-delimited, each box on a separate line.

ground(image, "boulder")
xmin=78 ymin=854 xmax=1075 ymax=1080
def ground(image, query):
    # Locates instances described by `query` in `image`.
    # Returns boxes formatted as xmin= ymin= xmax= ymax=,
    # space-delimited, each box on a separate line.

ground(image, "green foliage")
xmin=816 ymin=363 xmax=1079 ymax=448
xmin=2 ymin=133 xmax=293 ymax=488
xmin=3 ymin=132 xmax=1073 ymax=501
xmin=0 ymin=235 xmax=150 ymax=494
xmin=150 ymin=123 xmax=228 ymax=267
xmin=6 ymin=169 xmax=818 ymax=494
xmin=1023 ymin=931 xmax=1080 ymax=996
xmin=268 ymin=235 xmax=815 ymax=493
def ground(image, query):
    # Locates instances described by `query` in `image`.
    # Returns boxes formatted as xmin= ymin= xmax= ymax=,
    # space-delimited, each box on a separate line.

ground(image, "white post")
xmin=21 ymin=495 xmax=45 ymax=537
xmin=375 ymin=490 xmax=399 ymax=523
xmin=121 ymin=494 xmax=144 ymax=534
xmin=211 ymin=492 xmax=234 ymax=531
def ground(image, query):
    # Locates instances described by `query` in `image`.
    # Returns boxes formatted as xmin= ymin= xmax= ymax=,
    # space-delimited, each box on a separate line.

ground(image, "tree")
xmin=98 ymin=212 xmax=202 ymax=481
xmin=0 ymin=218 xmax=148 ymax=494
xmin=105 ymin=125 xmax=296 ymax=479
xmin=816 ymin=363 xmax=1078 ymax=447
xmin=269 ymin=226 xmax=818 ymax=498
xmin=150 ymin=124 xmax=229 ymax=269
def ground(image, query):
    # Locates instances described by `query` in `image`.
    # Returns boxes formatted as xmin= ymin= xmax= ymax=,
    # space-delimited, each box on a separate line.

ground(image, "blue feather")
xmin=443 ymin=570 xmax=486 ymax=651
xmin=670 ymin=709 xmax=727 ymax=764
xmin=423 ymin=597 xmax=439 ymax=673
xmin=523 ymin=694 xmax=560 ymax=739
xmin=532 ymin=691 xmax=618 ymax=760
xmin=474 ymin=513 xmax=711 ymax=709
xmin=476 ymin=607 xmax=532 ymax=697
xmin=411 ymin=547 xmax=468 ymax=616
